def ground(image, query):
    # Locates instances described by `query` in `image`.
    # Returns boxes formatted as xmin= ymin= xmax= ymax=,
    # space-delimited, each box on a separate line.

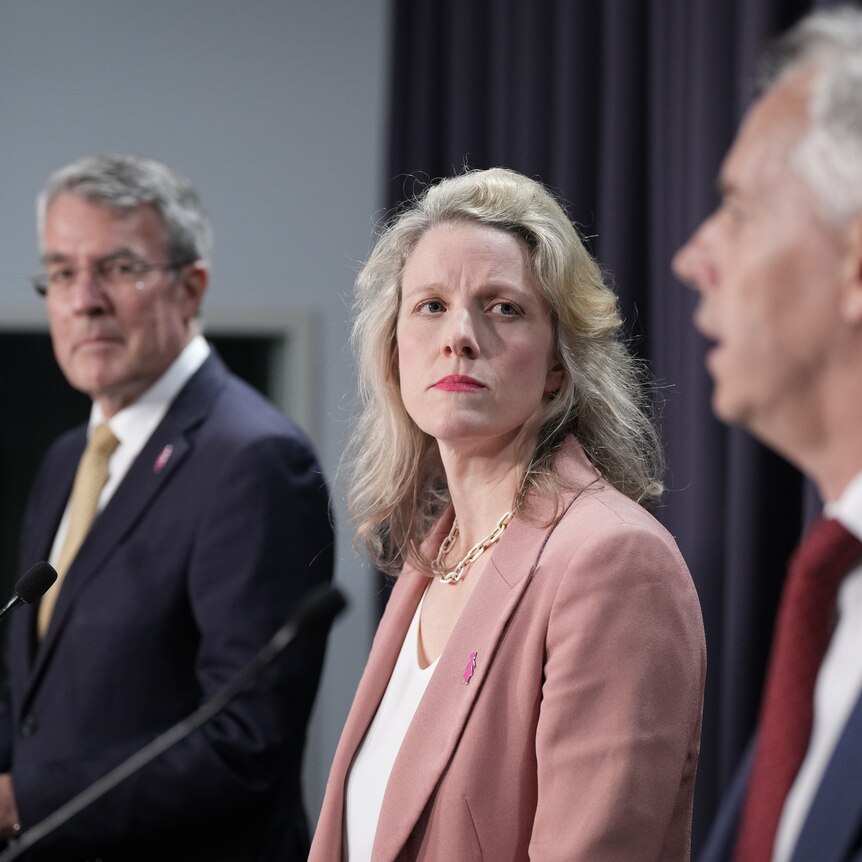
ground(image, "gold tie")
xmin=38 ymin=423 xmax=120 ymax=637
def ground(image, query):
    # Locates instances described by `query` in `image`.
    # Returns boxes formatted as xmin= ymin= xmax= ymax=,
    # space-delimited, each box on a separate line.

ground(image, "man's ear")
xmin=179 ymin=262 xmax=209 ymax=320
xmin=839 ymin=214 xmax=862 ymax=325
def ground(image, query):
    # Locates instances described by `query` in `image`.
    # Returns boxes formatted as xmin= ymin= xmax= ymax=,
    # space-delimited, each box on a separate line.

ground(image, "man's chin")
xmin=66 ymin=366 xmax=124 ymax=402
xmin=710 ymin=386 xmax=746 ymax=426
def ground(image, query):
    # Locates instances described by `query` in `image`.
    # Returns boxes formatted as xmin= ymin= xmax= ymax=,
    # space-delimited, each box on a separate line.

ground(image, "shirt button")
xmin=20 ymin=714 xmax=38 ymax=736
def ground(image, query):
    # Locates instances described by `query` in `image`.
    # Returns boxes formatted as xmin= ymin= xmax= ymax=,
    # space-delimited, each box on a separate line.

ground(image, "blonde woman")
xmin=311 ymin=168 xmax=705 ymax=861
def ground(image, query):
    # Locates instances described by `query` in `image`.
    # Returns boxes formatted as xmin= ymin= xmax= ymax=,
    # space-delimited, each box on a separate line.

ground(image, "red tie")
xmin=733 ymin=517 xmax=862 ymax=862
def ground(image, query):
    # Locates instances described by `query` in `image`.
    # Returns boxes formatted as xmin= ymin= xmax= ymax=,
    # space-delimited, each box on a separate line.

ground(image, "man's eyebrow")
xmin=40 ymin=246 xmax=140 ymax=265
xmin=41 ymin=252 xmax=72 ymax=265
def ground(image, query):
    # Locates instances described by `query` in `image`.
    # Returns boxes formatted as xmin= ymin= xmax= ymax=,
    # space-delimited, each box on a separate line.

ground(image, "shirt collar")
xmin=824 ymin=470 xmax=862 ymax=543
xmin=90 ymin=335 xmax=210 ymax=446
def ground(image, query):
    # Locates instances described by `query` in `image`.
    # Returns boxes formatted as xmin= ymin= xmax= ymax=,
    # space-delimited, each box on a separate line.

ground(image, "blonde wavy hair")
xmin=346 ymin=168 xmax=665 ymax=574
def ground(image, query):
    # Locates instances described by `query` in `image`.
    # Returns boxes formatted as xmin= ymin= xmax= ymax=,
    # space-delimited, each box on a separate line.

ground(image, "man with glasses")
xmin=0 ymin=156 xmax=334 ymax=860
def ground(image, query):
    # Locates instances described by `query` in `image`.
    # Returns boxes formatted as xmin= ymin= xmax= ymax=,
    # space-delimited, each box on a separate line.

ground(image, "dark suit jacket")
xmin=699 ymin=694 xmax=862 ymax=862
xmin=311 ymin=438 xmax=705 ymax=862
xmin=0 ymin=353 xmax=334 ymax=861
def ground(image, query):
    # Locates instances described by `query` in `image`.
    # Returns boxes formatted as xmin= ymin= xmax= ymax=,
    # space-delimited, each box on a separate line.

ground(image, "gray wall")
xmin=0 ymin=0 xmax=389 ymax=819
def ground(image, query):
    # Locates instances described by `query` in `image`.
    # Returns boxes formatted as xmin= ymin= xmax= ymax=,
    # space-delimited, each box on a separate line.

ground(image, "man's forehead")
xmin=719 ymin=71 xmax=812 ymax=194
xmin=43 ymin=193 xmax=166 ymax=249
xmin=47 ymin=191 xmax=158 ymax=222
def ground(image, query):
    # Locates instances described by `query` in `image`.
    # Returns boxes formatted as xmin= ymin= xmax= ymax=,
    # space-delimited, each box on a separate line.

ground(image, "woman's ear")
xmin=544 ymin=359 xmax=564 ymax=396
xmin=390 ymin=343 xmax=401 ymax=384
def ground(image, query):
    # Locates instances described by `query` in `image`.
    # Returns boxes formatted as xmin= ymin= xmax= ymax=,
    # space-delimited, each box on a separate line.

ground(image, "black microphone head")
xmin=265 ymin=585 xmax=347 ymax=659
xmin=293 ymin=585 xmax=347 ymax=633
xmin=16 ymin=562 xmax=58 ymax=604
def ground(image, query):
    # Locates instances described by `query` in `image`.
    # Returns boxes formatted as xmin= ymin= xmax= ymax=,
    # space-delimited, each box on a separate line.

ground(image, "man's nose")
xmin=672 ymin=224 xmax=718 ymax=293
xmin=69 ymin=270 xmax=111 ymax=313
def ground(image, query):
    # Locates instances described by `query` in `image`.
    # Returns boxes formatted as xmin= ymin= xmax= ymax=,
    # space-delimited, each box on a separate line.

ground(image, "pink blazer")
xmin=311 ymin=439 xmax=706 ymax=861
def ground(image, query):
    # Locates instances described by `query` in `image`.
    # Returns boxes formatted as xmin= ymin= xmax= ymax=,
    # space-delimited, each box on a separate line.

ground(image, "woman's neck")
xmin=438 ymin=440 xmax=524 ymax=549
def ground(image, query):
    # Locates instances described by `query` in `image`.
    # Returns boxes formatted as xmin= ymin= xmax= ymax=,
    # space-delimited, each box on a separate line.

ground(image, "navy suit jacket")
xmin=699 ymin=694 xmax=862 ymax=862
xmin=0 ymin=353 xmax=334 ymax=861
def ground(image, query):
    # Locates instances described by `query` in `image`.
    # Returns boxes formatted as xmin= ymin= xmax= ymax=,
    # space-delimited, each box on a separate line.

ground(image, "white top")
xmin=48 ymin=336 xmax=210 ymax=568
xmin=343 ymin=586 xmax=437 ymax=862
xmin=774 ymin=470 xmax=862 ymax=861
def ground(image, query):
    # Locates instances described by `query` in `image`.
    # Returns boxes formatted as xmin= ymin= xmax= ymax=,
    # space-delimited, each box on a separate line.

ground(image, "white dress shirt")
xmin=773 ymin=470 xmax=862 ymax=861
xmin=344 ymin=585 xmax=437 ymax=862
xmin=48 ymin=336 xmax=210 ymax=568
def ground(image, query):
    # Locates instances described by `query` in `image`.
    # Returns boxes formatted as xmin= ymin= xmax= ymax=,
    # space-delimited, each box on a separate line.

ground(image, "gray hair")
xmin=37 ymin=155 xmax=213 ymax=265
xmin=346 ymin=167 xmax=665 ymax=575
xmin=760 ymin=4 xmax=862 ymax=226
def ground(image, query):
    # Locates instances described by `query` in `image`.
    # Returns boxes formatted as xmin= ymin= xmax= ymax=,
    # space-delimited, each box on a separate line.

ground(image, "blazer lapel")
xmin=316 ymin=569 xmax=428 ymax=854
xmin=24 ymin=355 xmax=228 ymax=705
xmin=791 ymin=691 xmax=862 ymax=862
xmin=325 ymin=438 xmax=601 ymax=862
xmin=370 ymin=507 xmax=561 ymax=862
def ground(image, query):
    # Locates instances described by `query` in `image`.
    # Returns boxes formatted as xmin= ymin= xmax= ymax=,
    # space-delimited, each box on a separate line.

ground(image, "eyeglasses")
xmin=31 ymin=255 xmax=193 ymax=299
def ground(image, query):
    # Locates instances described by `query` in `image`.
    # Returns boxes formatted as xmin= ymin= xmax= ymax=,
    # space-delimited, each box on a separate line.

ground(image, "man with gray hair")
xmin=0 ymin=155 xmax=334 ymax=860
xmin=674 ymin=6 xmax=862 ymax=861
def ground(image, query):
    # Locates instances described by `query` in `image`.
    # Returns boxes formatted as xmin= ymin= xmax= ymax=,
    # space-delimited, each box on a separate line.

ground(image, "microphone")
xmin=0 ymin=583 xmax=347 ymax=861
xmin=0 ymin=563 xmax=57 ymax=622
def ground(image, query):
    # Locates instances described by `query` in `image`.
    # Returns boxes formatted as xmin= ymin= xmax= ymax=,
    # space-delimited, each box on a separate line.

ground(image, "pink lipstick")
xmin=433 ymin=375 xmax=486 ymax=392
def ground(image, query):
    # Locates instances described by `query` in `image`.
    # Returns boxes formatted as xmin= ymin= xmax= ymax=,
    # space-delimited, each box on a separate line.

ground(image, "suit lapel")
xmin=370 ymin=504 xmax=563 ymax=861
xmin=23 ymin=355 xmax=228 ymax=708
xmin=326 ymin=571 xmax=427 ymax=819
xmin=16 ymin=432 xmax=85 ymax=672
xmin=791 ymin=692 xmax=862 ymax=862
xmin=27 ymin=433 xmax=84 ymax=566
xmin=697 ymin=738 xmax=755 ymax=862
xmin=323 ymin=438 xmax=601 ymax=861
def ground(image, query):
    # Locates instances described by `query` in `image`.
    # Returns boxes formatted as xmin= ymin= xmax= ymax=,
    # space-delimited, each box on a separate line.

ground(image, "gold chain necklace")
xmin=432 ymin=509 xmax=515 ymax=584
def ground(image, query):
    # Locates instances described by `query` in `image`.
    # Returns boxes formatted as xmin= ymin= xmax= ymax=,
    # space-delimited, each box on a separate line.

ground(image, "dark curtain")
xmin=384 ymin=0 xmax=827 ymax=852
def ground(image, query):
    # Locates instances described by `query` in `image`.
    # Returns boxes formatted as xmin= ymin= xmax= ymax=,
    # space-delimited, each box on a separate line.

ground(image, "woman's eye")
xmin=417 ymin=299 xmax=445 ymax=314
xmin=491 ymin=301 xmax=521 ymax=316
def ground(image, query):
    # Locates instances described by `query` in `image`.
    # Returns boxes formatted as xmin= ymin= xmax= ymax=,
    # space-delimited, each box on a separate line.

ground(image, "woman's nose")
xmin=443 ymin=309 xmax=480 ymax=358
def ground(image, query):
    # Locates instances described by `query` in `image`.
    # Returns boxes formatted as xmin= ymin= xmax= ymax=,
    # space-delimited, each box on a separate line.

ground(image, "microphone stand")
xmin=0 ymin=584 xmax=346 ymax=861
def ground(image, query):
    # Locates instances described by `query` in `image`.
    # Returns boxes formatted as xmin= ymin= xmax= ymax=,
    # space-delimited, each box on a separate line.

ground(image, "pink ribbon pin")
xmin=463 ymin=651 xmax=477 ymax=685
xmin=153 ymin=444 xmax=174 ymax=474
